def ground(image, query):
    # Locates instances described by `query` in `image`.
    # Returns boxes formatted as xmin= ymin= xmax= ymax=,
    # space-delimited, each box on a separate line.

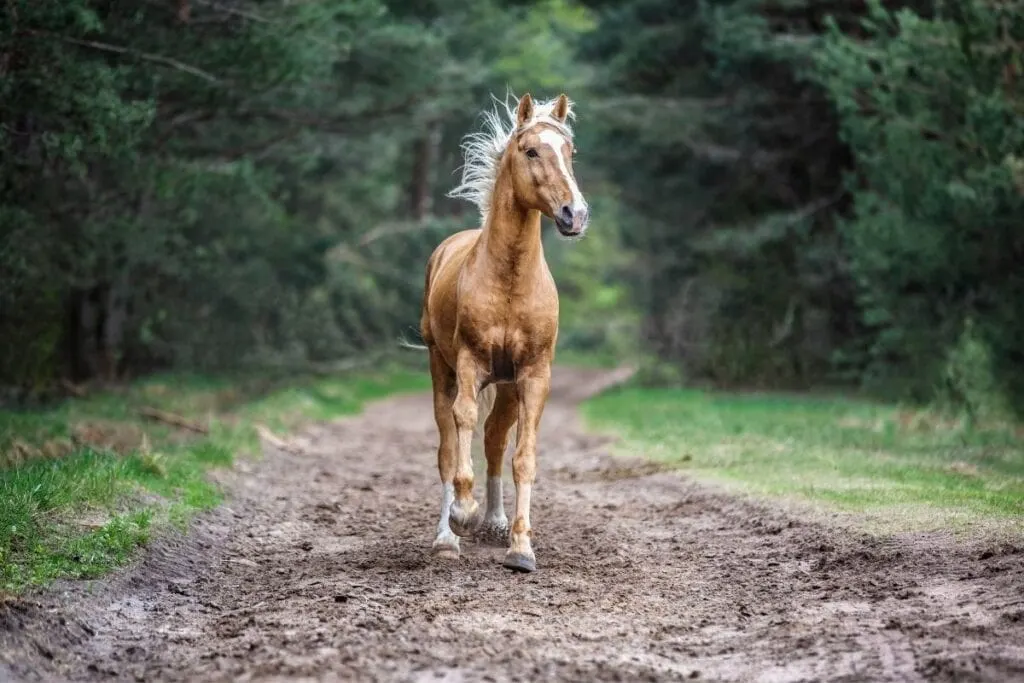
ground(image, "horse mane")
xmin=447 ymin=91 xmax=575 ymax=224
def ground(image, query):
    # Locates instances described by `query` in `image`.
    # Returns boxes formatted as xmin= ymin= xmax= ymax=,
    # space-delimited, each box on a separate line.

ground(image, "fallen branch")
xmin=254 ymin=424 xmax=306 ymax=455
xmin=138 ymin=407 xmax=209 ymax=434
xmin=60 ymin=378 xmax=88 ymax=398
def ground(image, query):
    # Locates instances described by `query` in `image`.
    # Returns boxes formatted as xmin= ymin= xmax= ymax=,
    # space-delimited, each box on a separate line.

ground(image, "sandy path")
xmin=2 ymin=366 xmax=1023 ymax=682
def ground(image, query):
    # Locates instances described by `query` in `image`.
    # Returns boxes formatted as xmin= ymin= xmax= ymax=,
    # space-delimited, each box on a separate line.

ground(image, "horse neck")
xmin=475 ymin=163 xmax=545 ymax=282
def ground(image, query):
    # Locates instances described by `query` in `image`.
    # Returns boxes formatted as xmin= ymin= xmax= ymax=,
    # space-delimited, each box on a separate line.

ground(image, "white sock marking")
xmin=520 ymin=483 xmax=532 ymax=530
xmin=436 ymin=482 xmax=455 ymax=537
xmin=513 ymin=481 xmax=533 ymax=547
xmin=485 ymin=476 xmax=506 ymax=523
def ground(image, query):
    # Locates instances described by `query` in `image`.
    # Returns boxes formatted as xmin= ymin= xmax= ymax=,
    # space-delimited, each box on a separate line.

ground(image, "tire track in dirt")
xmin=2 ymin=366 xmax=1023 ymax=682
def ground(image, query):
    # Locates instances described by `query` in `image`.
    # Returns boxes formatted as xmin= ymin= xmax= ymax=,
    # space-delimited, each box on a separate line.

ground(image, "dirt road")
xmin=3 ymin=367 xmax=1023 ymax=682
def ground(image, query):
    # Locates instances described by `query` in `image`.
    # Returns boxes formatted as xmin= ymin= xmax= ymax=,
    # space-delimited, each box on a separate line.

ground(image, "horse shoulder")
xmin=423 ymin=229 xmax=483 ymax=352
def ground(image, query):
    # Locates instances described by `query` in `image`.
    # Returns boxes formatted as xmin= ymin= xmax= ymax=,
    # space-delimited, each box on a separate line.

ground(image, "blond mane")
xmin=447 ymin=92 xmax=575 ymax=224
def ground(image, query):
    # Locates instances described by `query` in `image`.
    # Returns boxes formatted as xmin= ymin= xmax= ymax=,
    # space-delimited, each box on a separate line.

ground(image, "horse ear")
xmin=516 ymin=93 xmax=534 ymax=127
xmin=553 ymin=94 xmax=570 ymax=123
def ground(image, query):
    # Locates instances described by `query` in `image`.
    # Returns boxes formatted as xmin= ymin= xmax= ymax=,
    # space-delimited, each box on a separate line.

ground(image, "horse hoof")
xmin=503 ymin=551 xmax=537 ymax=573
xmin=475 ymin=519 xmax=510 ymax=547
xmin=448 ymin=501 xmax=481 ymax=537
xmin=431 ymin=538 xmax=460 ymax=561
xmin=432 ymin=545 xmax=460 ymax=561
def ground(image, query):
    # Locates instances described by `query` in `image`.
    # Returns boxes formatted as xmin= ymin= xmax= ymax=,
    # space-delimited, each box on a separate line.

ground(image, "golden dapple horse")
xmin=417 ymin=92 xmax=589 ymax=572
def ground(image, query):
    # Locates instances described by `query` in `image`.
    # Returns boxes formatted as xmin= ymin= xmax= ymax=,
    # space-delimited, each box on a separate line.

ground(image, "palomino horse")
xmin=417 ymin=92 xmax=589 ymax=572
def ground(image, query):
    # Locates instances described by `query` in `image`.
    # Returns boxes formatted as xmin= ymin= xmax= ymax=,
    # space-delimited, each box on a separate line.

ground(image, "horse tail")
xmin=397 ymin=332 xmax=429 ymax=352
xmin=398 ymin=340 xmax=429 ymax=351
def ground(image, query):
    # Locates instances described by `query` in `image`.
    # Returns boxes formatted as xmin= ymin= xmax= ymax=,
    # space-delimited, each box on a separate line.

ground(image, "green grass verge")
xmin=582 ymin=386 xmax=1024 ymax=534
xmin=0 ymin=363 xmax=430 ymax=595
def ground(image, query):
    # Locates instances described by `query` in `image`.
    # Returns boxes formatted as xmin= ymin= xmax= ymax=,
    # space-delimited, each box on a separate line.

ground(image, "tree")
xmin=577 ymin=0 xmax=855 ymax=387
xmin=0 ymin=0 xmax=600 ymax=396
xmin=815 ymin=0 xmax=1024 ymax=412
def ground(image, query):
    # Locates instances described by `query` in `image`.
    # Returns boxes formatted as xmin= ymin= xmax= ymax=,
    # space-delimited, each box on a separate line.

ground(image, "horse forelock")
xmin=447 ymin=92 xmax=575 ymax=223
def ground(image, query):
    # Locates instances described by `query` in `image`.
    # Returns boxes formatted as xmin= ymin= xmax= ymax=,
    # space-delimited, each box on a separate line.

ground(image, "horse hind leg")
xmin=477 ymin=384 xmax=517 ymax=546
xmin=429 ymin=349 xmax=460 ymax=559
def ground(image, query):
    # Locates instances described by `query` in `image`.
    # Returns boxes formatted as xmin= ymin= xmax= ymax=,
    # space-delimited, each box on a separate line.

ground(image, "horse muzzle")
xmin=555 ymin=204 xmax=589 ymax=237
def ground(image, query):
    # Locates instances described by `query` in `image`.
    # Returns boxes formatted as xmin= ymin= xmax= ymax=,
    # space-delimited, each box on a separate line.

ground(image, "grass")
xmin=582 ymin=385 xmax=1024 ymax=534
xmin=0 ymin=361 xmax=430 ymax=595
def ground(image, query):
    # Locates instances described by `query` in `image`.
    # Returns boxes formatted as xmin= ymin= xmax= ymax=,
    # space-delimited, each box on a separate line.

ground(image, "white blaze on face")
xmin=538 ymin=128 xmax=587 ymax=217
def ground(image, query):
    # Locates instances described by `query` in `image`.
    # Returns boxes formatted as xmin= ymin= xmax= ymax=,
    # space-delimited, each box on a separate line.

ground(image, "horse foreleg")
xmin=477 ymin=384 xmax=517 ymax=546
xmin=448 ymin=352 xmax=483 ymax=537
xmin=504 ymin=366 xmax=550 ymax=573
xmin=429 ymin=349 xmax=460 ymax=559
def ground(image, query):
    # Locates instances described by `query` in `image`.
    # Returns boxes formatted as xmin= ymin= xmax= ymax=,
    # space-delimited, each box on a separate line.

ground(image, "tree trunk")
xmin=64 ymin=276 xmax=129 ymax=383
xmin=408 ymin=121 xmax=441 ymax=220
xmin=98 ymin=271 xmax=130 ymax=381
xmin=65 ymin=288 xmax=96 ymax=382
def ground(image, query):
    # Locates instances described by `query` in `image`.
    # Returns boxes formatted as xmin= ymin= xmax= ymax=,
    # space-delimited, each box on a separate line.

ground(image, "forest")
xmin=3 ymin=3 xmax=1024 ymax=678
xmin=2 ymin=0 xmax=1023 ymax=417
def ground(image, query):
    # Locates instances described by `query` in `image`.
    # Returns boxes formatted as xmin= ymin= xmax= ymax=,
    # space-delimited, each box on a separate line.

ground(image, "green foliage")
xmin=494 ymin=0 xmax=596 ymax=89
xmin=814 ymin=0 xmax=1024 ymax=411
xmin=6 ymin=0 xmax=1024 ymax=419
xmin=0 ymin=0 xmax=602 ymax=393
xmin=578 ymin=0 xmax=854 ymax=388
xmin=939 ymin=318 xmax=1010 ymax=423
xmin=576 ymin=0 xmax=1024 ymax=414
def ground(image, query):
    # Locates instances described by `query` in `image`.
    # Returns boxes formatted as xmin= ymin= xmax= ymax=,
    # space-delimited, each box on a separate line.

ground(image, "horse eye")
xmin=525 ymin=148 xmax=539 ymax=158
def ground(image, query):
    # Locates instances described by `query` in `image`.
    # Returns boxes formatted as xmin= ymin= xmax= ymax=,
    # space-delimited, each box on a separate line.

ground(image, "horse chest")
xmin=458 ymin=304 xmax=556 ymax=383
xmin=462 ymin=297 xmax=555 ymax=342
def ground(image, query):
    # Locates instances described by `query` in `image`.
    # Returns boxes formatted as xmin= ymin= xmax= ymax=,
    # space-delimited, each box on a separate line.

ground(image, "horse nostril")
xmin=559 ymin=205 xmax=574 ymax=224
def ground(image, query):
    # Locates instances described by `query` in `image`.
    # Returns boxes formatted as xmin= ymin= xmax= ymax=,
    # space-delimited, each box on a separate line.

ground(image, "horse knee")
xmin=453 ymin=469 xmax=474 ymax=490
xmin=512 ymin=446 xmax=536 ymax=483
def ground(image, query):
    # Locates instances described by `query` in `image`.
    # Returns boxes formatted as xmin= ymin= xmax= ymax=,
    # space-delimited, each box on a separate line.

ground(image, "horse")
xmin=416 ymin=92 xmax=589 ymax=573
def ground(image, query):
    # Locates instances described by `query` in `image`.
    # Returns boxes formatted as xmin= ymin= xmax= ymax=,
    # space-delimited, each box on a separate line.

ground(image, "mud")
xmin=2 ymin=367 xmax=1023 ymax=682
